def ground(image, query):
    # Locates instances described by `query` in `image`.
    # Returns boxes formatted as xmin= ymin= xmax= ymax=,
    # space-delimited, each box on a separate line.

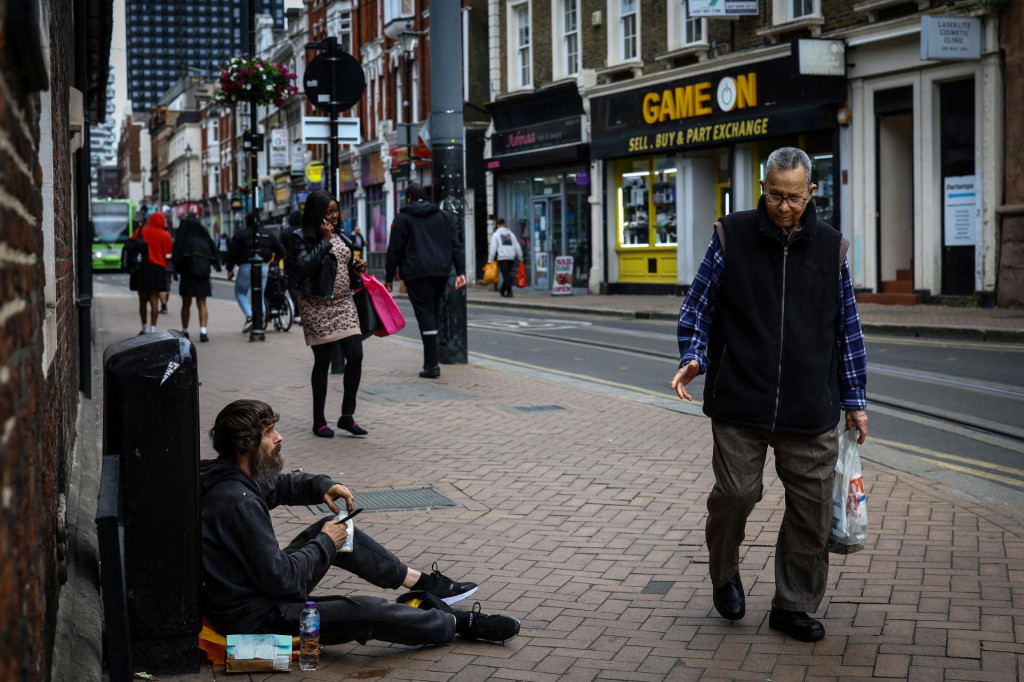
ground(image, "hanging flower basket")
xmin=216 ymin=56 xmax=298 ymax=108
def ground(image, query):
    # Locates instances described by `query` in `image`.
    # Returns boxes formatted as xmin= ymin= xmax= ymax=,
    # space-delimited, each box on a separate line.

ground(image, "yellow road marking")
xmin=866 ymin=336 xmax=1024 ymax=353
xmin=872 ymin=437 xmax=1023 ymax=476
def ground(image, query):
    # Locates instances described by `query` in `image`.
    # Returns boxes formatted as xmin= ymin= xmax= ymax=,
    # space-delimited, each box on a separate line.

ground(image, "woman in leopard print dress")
xmin=286 ymin=190 xmax=369 ymax=438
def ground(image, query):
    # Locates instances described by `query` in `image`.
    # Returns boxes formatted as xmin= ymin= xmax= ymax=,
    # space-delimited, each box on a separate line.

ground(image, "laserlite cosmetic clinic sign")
xmin=921 ymin=15 xmax=981 ymax=61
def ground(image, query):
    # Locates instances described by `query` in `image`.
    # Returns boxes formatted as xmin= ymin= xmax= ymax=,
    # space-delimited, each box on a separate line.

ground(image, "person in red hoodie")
xmin=136 ymin=211 xmax=173 ymax=334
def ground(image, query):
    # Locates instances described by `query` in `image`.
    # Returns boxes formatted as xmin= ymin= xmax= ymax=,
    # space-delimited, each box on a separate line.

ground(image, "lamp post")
xmin=184 ymin=143 xmax=193 ymax=211
xmin=396 ymin=30 xmax=421 ymax=178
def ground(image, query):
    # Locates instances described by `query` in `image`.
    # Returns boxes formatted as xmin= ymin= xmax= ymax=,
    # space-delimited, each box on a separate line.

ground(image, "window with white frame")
xmin=668 ymin=1 xmax=706 ymax=48
xmin=560 ymin=0 xmax=579 ymax=78
xmin=619 ymin=0 xmax=638 ymax=61
xmin=774 ymin=0 xmax=820 ymax=23
xmin=508 ymin=2 xmax=532 ymax=89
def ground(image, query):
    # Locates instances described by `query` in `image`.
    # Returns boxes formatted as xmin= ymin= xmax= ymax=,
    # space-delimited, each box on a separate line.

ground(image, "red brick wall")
xmin=0 ymin=0 xmax=80 ymax=678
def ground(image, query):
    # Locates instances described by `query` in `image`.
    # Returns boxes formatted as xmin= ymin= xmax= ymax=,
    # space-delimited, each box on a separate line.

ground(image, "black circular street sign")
xmin=304 ymin=50 xmax=366 ymax=112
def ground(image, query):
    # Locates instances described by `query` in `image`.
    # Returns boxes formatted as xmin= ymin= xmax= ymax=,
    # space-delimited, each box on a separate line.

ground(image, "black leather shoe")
xmin=419 ymin=366 xmax=440 ymax=378
xmin=712 ymin=574 xmax=745 ymax=621
xmin=768 ymin=602 xmax=825 ymax=641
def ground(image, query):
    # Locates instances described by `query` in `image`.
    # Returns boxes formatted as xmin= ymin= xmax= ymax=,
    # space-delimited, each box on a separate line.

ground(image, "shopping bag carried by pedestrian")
xmin=829 ymin=428 xmax=868 ymax=554
xmin=483 ymin=260 xmax=499 ymax=285
xmin=360 ymin=273 xmax=406 ymax=337
xmin=352 ymin=278 xmax=381 ymax=340
xmin=515 ymin=261 xmax=527 ymax=288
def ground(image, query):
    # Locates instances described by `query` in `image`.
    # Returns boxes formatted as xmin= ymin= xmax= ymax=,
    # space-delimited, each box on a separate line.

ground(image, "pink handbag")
xmin=360 ymin=273 xmax=406 ymax=337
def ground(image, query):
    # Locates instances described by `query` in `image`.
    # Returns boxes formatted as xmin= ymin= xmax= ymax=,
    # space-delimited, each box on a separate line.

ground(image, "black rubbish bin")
xmin=103 ymin=330 xmax=200 ymax=674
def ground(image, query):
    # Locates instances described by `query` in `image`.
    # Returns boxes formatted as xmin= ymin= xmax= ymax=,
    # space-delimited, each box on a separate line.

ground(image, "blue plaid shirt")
xmin=677 ymin=232 xmax=867 ymax=411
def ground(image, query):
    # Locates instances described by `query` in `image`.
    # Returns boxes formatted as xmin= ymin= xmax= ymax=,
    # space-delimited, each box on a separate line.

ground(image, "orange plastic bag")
xmin=515 ymin=261 xmax=527 ymax=288
xmin=483 ymin=260 xmax=499 ymax=285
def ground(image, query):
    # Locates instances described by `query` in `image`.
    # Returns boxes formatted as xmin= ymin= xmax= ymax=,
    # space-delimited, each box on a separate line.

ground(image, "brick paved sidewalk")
xmin=95 ymin=284 xmax=1024 ymax=681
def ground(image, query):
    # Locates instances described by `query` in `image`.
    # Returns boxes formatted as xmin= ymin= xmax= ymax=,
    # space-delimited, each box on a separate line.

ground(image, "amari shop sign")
xmin=590 ymin=57 xmax=845 ymax=158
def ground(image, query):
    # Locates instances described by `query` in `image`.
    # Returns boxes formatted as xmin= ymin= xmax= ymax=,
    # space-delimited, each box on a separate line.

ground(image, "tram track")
xmin=471 ymin=321 xmax=1024 ymax=451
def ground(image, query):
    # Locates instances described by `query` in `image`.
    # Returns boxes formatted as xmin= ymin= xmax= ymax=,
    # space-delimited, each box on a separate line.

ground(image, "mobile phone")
xmin=336 ymin=507 xmax=363 ymax=523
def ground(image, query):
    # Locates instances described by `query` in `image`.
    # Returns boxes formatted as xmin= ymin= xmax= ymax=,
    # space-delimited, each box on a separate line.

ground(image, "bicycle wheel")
xmin=279 ymin=296 xmax=294 ymax=332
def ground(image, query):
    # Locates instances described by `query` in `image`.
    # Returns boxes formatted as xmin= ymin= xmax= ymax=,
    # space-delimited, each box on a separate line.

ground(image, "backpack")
xmin=122 ymin=233 xmax=148 ymax=274
xmin=187 ymin=253 xmax=212 ymax=278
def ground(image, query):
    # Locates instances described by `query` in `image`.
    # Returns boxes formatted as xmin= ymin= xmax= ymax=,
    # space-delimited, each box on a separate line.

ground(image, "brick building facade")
xmin=0 ymin=0 xmax=111 ymax=679
xmin=485 ymin=0 xmax=1008 ymax=302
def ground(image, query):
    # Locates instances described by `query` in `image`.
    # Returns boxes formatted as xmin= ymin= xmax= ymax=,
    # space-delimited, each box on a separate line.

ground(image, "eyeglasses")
xmin=763 ymin=193 xmax=810 ymax=209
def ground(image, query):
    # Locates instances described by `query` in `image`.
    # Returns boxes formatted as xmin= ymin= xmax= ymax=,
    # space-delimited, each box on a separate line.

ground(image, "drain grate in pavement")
xmin=306 ymin=487 xmax=458 ymax=516
xmin=642 ymin=581 xmax=674 ymax=595
xmin=508 ymin=404 xmax=567 ymax=413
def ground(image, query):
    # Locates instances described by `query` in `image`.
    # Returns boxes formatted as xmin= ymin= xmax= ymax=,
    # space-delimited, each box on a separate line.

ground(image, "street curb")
xmin=216 ymin=274 xmax=1023 ymax=341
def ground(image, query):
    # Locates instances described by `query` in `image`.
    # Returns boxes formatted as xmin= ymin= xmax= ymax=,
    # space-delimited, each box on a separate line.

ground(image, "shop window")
xmin=617 ymin=156 xmax=678 ymax=248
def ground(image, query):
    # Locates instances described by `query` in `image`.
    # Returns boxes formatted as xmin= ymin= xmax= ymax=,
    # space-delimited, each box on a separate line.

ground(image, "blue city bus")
xmin=91 ymin=200 xmax=135 ymax=271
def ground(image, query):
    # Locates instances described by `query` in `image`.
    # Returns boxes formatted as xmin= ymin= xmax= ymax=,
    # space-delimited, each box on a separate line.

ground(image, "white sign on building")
xmin=921 ymin=16 xmax=981 ymax=61
xmin=943 ymin=175 xmax=979 ymax=247
xmin=688 ymin=0 xmax=758 ymax=16
xmin=270 ymin=128 xmax=289 ymax=168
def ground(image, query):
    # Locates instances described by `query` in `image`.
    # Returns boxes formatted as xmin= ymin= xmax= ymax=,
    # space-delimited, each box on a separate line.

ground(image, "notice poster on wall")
xmin=943 ymin=175 xmax=978 ymax=246
xmin=552 ymin=256 xmax=574 ymax=295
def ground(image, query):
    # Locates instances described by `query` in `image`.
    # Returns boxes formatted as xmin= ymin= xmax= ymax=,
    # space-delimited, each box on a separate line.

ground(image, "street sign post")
xmin=303 ymin=39 xmax=366 ymax=196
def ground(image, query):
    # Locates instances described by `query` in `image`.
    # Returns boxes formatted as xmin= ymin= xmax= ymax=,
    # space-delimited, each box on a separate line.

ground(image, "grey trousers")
xmin=256 ymin=518 xmax=456 ymax=646
xmin=706 ymin=421 xmax=840 ymax=613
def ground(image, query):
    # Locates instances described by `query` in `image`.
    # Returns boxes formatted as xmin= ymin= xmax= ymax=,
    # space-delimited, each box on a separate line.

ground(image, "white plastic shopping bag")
xmin=829 ymin=428 xmax=868 ymax=554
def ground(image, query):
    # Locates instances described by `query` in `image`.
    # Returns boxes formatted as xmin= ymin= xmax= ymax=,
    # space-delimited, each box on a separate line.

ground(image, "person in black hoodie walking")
xmin=384 ymin=183 xmax=466 ymax=378
xmin=200 ymin=399 xmax=521 ymax=647
xmin=171 ymin=217 xmax=221 ymax=342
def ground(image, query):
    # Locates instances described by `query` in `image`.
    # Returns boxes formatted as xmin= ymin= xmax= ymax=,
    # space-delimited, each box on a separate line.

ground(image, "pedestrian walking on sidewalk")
xmin=201 ymin=399 xmax=521 ymax=647
xmin=171 ymin=217 xmax=220 ymax=342
xmin=671 ymin=146 xmax=869 ymax=642
xmin=279 ymin=210 xmax=304 ymax=323
xmin=226 ymin=214 xmax=286 ymax=333
xmin=134 ymin=211 xmax=173 ymax=334
xmin=287 ymin=190 xmax=369 ymax=439
xmin=488 ymin=218 xmax=523 ymax=298
xmin=384 ymin=183 xmax=466 ymax=378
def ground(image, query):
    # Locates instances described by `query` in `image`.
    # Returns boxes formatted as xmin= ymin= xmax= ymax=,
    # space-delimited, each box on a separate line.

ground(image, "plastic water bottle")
xmin=298 ymin=601 xmax=320 ymax=671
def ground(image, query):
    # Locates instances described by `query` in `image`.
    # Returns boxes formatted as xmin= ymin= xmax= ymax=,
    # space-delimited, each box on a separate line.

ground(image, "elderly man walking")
xmin=671 ymin=147 xmax=868 ymax=642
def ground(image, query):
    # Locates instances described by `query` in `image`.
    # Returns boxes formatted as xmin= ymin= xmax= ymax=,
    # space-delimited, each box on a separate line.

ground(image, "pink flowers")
xmin=215 ymin=56 xmax=297 ymax=108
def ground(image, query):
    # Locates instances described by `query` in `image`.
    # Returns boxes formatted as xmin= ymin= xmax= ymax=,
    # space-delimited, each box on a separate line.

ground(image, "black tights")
xmin=311 ymin=336 xmax=363 ymax=427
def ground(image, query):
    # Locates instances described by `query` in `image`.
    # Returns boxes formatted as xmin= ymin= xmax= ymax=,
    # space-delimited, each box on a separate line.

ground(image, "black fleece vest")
xmin=702 ymin=200 xmax=842 ymax=434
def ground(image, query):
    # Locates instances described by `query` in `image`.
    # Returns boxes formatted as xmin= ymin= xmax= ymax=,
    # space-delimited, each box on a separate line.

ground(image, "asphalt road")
xmin=101 ymin=271 xmax=1024 ymax=510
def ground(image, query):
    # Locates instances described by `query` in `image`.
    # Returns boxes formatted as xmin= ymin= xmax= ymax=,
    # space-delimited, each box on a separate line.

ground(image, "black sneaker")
xmin=425 ymin=562 xmax=478 ymax=605
xmin=160 ymin=303 xmax=168 ymax=314
xmin=242 ymin=317 xmax=253 ymax=333
xmin=181 ymin=330 xmax=190 ymax=339
xmin=419 ymin=366 xmax=441 ymax=379
xmin=200 ymin=332 xmax=210 ymax=342
xmin=456 ymin=603 xmax=520 ymax=644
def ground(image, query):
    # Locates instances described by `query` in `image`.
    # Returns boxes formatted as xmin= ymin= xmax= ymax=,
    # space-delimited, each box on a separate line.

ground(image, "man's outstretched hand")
xmin=670 ymin=360 xmax=700 ymax=401
xmin=324 ymin=483 xmax=355 ymax=515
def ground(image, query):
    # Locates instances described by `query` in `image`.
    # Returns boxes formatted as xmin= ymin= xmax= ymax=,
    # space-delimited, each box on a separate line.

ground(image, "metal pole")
xmin=247 ymin=0 xmax=265 ymax=341
xmin=74 ymin=0 xmax=92 ymax=398
xmin=431 ymin=1 xmax=467 ymax=364
xmin=326 ymin=36 xmax=339 ymax=197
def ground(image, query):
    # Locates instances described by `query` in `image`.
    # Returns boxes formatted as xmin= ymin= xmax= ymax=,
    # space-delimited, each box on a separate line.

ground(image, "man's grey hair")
xmin=765 ymin=147 xmax=813 ymax=186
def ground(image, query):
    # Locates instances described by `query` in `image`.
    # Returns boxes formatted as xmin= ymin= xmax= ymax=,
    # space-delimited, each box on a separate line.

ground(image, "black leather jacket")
xmin=284 ymin=228 xmax=357 ymax=299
